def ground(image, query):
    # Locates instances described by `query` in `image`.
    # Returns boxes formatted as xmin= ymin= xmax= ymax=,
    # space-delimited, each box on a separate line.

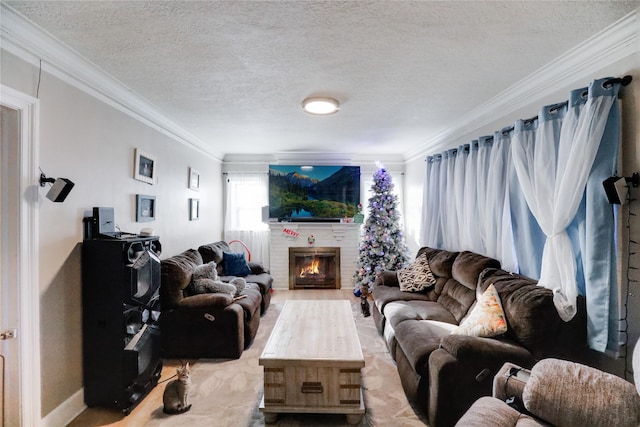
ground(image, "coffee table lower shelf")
xmin=259 ymin=389 xmax=365 ymax=425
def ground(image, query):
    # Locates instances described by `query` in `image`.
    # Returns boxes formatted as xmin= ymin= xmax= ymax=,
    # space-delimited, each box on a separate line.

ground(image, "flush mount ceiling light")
xmin=302 ymin=97 xmax=340 ymax=115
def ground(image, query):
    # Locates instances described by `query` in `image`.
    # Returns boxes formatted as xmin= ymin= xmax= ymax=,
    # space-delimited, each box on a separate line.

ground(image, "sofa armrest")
xmin=427 ymin=338 xmax=536 ymax=427
xmin=177 ymin=293 xmax=234 ymax=309
xmin=439 ymin=334 xmax=534 ymax=366
xmin=374 ymin=270 xmax=400 ymax=287
xmin=248 ymin=261 xmax=269 ymax=274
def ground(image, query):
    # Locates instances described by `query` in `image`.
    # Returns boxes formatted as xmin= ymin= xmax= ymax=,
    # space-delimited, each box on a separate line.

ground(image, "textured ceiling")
xmin=4 ymin=1 xmax=639 ymax=161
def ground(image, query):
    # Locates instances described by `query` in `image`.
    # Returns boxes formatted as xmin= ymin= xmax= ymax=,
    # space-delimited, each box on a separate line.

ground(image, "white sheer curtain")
xmin=223 ymin=173 xmax=270 ymax=266
xmin=491 ymin=129 xmax=517 ymax=272
xmin=476 ymin=136 xmax=493 ymax=255
xmin=464 ymin=141 xmax=482 ymax=252
xmin=512 ymin=79 xmax=620 ymax=322
xmin=422 ymin=155 xmax=442 ymax=248
xmin=420 ymin=76 xmax=624 ymax=352
xmin=453 ymin=145 xmax=468 ymax=250
xmin=442 ymin=149 xmax=459 ymax=250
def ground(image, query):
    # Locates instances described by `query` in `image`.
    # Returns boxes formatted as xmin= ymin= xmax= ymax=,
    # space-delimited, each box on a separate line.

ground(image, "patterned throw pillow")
xmin=453 ymin=284 xmax=508 ymax=337
xmin=397 ymin=254 xmax=437 ymax=292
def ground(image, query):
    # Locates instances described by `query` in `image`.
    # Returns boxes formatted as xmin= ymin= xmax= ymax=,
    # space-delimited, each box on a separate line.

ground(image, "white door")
xmin=1 ymin=104 xmax=21 ymax=427
xmin=0 ymin=85 xmax=41 ymax=427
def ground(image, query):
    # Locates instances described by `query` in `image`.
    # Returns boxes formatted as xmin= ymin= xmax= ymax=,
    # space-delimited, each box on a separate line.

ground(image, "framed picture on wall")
xmin=134 ymin=148 xmax=156 ymax=184
xmin=136 ymin=194 xmax=156 ymax=222
xmin=189 ymin=167 xmax=200 ymax=190
xmin=189 ymin=198 xmax=200 ymax=221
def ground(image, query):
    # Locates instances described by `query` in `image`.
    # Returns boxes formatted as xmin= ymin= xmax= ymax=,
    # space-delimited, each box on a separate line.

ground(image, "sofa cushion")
xmin=394 ymin=319 xmax=453 ymax=376
xmin=373 ymin=283 xmax=435 ymax=314
xmin=398 ymin=253 xmax=436 ymax=292
xmin=385 ymin=300 xmax=458 ymax=329
xmin=421 ymin=247 xmax=459 ymax=278
xmin=435 ymin=252 xmax=501 ymax=323
xmin=451 ymin=251 xmax=501 ymax=290
xmin=160 ymin=249 xmax=203 ymax=308
xmin=454 ymin=284 xmax=507 ymax=337
xmin=198 ymin=241 xmax=231 ymax=265
xmin=478 ymin=268 xmax=562 ymax=356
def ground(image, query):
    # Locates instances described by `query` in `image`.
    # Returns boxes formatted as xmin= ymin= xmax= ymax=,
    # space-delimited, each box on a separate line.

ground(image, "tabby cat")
xmin=162 ymin=362 xmax=192 ymax=414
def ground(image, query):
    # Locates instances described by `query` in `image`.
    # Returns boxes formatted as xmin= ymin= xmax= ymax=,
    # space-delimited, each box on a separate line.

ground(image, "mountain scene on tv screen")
xmin=269 ymin=166 xmax=360 ymax=219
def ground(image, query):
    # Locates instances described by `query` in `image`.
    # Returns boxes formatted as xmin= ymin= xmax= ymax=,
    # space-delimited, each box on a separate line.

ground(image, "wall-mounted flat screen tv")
xmin=269 ymin=165 xmax=361 ymax=221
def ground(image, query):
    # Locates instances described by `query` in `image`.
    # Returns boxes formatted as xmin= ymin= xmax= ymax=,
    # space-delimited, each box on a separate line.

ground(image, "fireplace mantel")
xmin=268 ymin=222 xmax=362 ymax=290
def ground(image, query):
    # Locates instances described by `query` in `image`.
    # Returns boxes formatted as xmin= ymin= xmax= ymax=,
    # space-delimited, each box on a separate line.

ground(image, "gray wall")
xmin=1 ymin=50 xmax=224 ymax=417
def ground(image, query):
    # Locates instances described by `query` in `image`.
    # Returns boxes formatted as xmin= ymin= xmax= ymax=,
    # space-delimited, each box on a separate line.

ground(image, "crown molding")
xmin=404 ymin=8 xmax=640 ymax=162
xmin=0 ymin=3 xmax=223 ymax=163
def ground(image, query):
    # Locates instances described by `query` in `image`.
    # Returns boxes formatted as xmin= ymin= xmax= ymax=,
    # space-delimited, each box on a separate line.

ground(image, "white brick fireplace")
xmin=268 ymin=223 xmax=362 ymax=290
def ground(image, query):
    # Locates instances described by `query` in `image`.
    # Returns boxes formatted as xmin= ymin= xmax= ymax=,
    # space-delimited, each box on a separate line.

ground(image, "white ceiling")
xmin=3 ymin=1 xmax=639 ymax=162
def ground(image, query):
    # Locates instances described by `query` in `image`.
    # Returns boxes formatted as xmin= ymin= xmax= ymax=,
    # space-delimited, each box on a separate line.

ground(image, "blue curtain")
xmin=421 ymin=77 xmax=624 ymax=352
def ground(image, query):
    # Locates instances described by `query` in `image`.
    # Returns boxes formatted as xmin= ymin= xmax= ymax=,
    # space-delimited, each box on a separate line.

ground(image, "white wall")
xmin=1 ymin=49 xmax=224 ymax=418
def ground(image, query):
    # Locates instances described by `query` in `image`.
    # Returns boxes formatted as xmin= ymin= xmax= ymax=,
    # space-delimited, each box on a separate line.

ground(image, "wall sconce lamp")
xmin=603 ymin=172 xmax=639 ymax=205
xmin=39 ymin=173 xmax=75 ymax=202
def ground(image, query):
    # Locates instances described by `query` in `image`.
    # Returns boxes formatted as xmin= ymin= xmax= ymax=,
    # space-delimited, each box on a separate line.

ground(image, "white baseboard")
xmin=40 ymin=388 xmax=86 ymax=427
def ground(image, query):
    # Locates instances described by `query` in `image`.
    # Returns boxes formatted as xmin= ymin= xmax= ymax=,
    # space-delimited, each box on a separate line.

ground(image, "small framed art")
xmin=136 ymin=194 xmax=156 ymax=222
xmin=189 ymin=167 xmax=200 ymax=190
xmin=189 ymin=198 xmax=200 ymax=221
xmin=134 ymin=148 xmax=156 ymax=184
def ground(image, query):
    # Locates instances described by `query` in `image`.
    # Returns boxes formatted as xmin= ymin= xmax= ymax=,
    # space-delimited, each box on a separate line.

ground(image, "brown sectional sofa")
xmin=159 ymin=241 xmax=273 ymax=359
xmin=372 ymin=246 xmax=586 ymax=427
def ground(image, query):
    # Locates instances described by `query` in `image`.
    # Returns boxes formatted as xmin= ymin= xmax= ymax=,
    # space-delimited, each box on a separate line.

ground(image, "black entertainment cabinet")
xmin=81 ymin=235 xmax=163 ymax=414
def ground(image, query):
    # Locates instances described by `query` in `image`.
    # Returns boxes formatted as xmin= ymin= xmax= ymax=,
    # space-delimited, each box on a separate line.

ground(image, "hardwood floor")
xmin=67 ymin=289 xmax=355 ymax=426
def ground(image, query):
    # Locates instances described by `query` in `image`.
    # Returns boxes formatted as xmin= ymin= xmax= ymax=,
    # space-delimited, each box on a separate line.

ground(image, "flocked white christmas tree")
xmin=353 ymin=165 xmax=409 ymax=298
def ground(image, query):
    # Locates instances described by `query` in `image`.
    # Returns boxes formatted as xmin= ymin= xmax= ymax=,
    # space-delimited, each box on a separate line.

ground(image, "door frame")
xmin=1 ymin=84 xmax=41 ymax=426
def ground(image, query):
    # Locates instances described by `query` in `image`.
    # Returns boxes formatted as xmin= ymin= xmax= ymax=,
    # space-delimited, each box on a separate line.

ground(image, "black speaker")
xmin=81 ymin=236 xmax=162 ymax=414
xmin=45 ymin=178 xmax=74 ymax=202
xmin=603 ymin=173 xmax=639 ymax=205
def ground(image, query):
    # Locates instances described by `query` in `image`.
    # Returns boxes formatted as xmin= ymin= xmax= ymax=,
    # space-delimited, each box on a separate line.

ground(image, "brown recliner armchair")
xmin=455 ymin=357 xmax=640 ymax=427
xmin=159 ymin=248 xmax=262 ymax=359
xmin=197 ymin=241 xmax=273 ymax=314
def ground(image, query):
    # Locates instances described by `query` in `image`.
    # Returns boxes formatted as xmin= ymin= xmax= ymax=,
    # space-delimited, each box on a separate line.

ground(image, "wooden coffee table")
xmin=259 ymin=300 xmax=365 ymax=424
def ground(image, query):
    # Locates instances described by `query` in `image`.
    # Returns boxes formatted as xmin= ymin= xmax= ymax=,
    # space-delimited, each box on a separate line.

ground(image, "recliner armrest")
xmin=439 ymin=334 xmax=534 ymax=366
xmin=428 ymin=340 xmax=535 ymax=427
xmin=374 ymin=270 xmax=400 ymax=287
xmin=177 ymin=293 xmax=234 ymax=309
xmin=248 ymin=261 xmax=268 ymax=274
xmin=492 ymin=362 xmax=530 ymax=401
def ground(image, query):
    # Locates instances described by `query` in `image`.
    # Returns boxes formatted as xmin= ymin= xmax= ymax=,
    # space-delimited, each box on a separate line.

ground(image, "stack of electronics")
xmin=81 ymin=207 xmax=162 ymax=414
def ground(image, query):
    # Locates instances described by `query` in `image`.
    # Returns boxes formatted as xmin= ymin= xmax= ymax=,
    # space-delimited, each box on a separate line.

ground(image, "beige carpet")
xmin=145 ymin=296 xmax=428 ymax=426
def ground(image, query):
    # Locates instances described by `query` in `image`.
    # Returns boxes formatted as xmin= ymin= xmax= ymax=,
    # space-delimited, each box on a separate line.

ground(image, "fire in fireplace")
xmin=289 ymin=247 xmax=340 ymax=289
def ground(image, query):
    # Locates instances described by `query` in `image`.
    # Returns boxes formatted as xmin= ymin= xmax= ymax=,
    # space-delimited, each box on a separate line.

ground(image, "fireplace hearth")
xmin=289 ymin=247 xmax=340 ymax=289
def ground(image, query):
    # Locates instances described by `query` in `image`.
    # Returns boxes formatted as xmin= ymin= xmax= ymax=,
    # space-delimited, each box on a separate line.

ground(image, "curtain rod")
xmin=498 ymin=75 xmax=633 ymax=136
xmin=425 ymin=75 xmax=634 ymax=157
